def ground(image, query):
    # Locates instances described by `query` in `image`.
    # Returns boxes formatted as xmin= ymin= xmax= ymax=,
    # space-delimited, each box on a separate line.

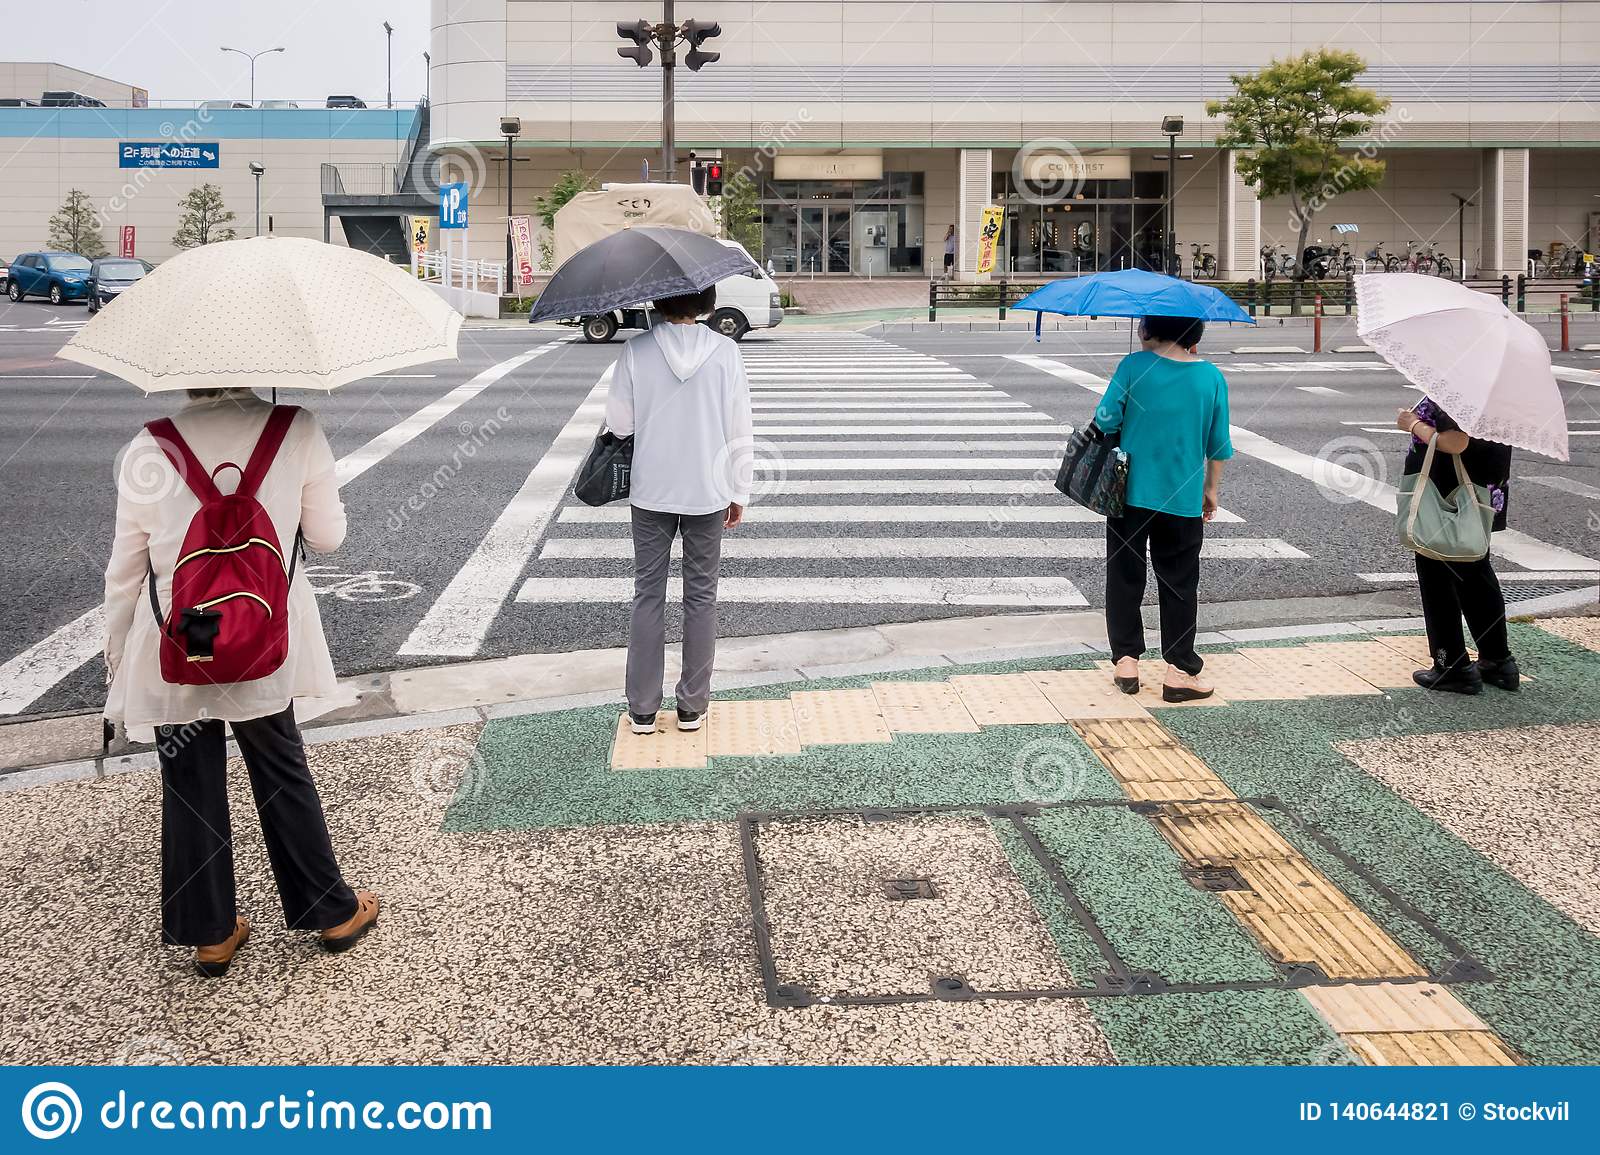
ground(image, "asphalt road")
xmin=4 ymin=293 xmax=1599 ymax=719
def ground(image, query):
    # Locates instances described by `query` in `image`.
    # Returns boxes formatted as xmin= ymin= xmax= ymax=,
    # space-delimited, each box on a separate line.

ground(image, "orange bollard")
xmin=1561 ymin=294 xmax=1570 ymax=352
xmin=1314 ymin=294 xmax=1323 ymax=353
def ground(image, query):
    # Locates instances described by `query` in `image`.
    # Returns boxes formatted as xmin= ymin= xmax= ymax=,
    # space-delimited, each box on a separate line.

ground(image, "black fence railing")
xmin=927 ymin=274 xmax=1599 ymax=322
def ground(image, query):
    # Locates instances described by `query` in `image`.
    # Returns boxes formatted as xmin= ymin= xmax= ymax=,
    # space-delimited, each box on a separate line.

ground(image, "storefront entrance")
xmin=760 ymin=175 xmax=926 ymax=276
xmin=993 ymin=172 xmax=1171 ymax=276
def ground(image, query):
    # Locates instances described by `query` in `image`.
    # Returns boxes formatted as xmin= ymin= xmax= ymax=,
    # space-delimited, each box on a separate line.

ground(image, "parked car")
xmin=85 ymin=257 xmax=152 ymax=313
xmin=0 ymin=98 xmax=40 ymax=107
xmin=0 ymin=256 xmax=9 ymax=292
xmin=325 ymin=95 xmax=368 ymax=109
xmin=198 ymin=100 xmax=252 ymax=110
xmin=6 ymin=252 xmax=93 ymax=304
xmin=40 ymin=91 xmax=106 ymax=108
xmin=257 ymin=99 xmax=301 ymax=109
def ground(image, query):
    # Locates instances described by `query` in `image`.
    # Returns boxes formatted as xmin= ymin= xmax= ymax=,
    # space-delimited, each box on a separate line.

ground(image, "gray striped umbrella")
xmin=527 ymin=226 xmax=757 ymax=323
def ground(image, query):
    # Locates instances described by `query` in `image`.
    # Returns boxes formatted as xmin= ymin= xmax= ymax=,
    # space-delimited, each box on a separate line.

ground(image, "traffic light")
xmin=705 ymin=160 xmax=724 ymax=197
xmin=617 ymin=20 xmax=653 ymax=68
xmin=683 ymin=19 xmax=721 ymax=71
xmin=690 ymin=160 xmax=708 ymax=196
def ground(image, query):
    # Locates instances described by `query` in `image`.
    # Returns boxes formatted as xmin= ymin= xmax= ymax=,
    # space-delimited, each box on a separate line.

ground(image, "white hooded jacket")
xmin=604 ymin=322 xmax=754 ymax=516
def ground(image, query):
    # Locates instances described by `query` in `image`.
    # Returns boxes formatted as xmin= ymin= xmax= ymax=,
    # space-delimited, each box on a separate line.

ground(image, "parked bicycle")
xmin=1260 ymin=243 xmax=1296 ymax=278
xmin=1189 ymin=241 xmax=1217 ymax=279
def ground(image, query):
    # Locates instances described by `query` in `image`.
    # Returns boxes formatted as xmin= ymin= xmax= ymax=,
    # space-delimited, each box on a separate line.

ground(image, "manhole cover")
xmin=1183 ymin=865 xmax=1249 ymax=892
xmin=882 ymin=877 xmax=938 ymax=901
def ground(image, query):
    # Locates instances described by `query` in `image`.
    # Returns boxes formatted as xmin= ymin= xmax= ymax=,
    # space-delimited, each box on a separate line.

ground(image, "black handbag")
xmin=1054 ymin=423 xmax=1129 ymax=518
xmin=574 ymin=430 xmax=634 ymax=507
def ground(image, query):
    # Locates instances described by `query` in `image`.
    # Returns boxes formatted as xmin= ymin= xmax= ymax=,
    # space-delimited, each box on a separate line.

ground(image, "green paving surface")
xmin=458 ymin=624 xmax=1600 ymax=1065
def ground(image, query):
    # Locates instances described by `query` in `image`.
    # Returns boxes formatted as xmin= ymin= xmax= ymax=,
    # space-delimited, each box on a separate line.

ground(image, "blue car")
xmin=6 ymin=251 xmax=93 ymax=305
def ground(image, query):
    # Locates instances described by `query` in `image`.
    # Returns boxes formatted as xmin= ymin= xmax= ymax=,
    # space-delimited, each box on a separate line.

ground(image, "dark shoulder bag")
xmin=1054 ymin=424 xmax=1129 ymax=518
xmin=574 ymin=430 xmax=633 ymax=506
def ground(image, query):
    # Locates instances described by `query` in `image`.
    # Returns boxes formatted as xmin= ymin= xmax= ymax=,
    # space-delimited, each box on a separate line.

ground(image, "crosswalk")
xmin=508 ymin=334 xmax=1309 ymax=617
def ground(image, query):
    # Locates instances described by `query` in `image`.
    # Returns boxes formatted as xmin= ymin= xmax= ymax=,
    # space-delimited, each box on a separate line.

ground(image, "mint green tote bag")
xmin=1396 ymin=438 xmax=1494 ymax=563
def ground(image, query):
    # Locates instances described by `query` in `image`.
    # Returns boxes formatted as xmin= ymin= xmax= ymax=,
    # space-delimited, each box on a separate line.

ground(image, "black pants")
xmin=1106 ymin=506 xmax=1206 ymax=675
xmin=157 ymin=705 xmax=357 ymax=946
xmin=1414 ymin=552 xmax=1511 ymax=669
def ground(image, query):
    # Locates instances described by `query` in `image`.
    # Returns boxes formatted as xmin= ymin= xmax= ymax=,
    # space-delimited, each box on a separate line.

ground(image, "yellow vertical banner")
xmin=409 ymin=216 xmax=431 ymax=256
xmin=976 ymin=205 xmax=1005 ymax=276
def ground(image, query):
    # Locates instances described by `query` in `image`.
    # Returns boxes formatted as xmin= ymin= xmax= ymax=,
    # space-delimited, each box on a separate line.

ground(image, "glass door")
xmin=826 ymin=207 xmax=852 ymax=273
xmin=799 ymin=206 xmax=826 ymax=275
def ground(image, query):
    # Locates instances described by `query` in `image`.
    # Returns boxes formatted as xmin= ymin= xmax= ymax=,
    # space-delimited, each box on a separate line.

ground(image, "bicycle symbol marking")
xmin=302 ymin=565 xmax=422 ymax=603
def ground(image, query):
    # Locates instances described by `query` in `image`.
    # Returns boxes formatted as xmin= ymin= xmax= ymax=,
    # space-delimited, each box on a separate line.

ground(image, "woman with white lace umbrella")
xmin=1355 ymin=272 xmax=1568 ymax=695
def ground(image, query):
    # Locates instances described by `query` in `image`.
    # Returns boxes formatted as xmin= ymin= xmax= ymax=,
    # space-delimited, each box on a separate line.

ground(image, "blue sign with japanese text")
xmin=439 ymin=181 xmax=469 ymax=229
xmin=119 ymin=142 xmax=220 ymax=168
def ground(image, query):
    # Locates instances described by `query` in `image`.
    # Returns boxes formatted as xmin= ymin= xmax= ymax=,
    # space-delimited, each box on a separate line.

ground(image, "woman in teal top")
xmin=1092 ymin=315 xmax=1234 ymax=701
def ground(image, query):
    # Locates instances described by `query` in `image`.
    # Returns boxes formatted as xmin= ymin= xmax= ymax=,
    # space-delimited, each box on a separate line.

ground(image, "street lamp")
xmin=1451 ymin=193 xmax=1475 ymax=281
xmin=219 ymin=45 xmax=285 ymax=105
xmin=501 ymin=116 xmax=521 ymax=276
xmin=423 ymin=51 xmax=431 ymax=104
xmin=249 ymin=162 xmax=265 ymax=237
xmin=384 ymin=22 xmax=394 ymax=109
xmin=1161 ymin=115 xmax=1184 ymax=275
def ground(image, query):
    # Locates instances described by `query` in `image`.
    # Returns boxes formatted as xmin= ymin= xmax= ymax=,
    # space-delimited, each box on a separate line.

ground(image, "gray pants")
xmin=627 ymin=506 xmax=725 ymax=717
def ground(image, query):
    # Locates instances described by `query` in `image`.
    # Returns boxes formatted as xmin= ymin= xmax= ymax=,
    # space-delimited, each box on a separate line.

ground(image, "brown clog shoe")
xmin=194 ymin=916 xmax=250 ymax=979
xmin=321 ymin=890 xmax=380 ymax=955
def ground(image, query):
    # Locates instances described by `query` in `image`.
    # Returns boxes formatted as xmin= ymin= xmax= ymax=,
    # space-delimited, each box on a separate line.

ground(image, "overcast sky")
xmin=9 ymin=0 xmax=431 ymax=105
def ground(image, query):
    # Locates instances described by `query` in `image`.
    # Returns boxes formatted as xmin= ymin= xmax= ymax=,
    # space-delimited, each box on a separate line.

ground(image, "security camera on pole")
xmin=616 ymin=5 xmax=721 ymax=184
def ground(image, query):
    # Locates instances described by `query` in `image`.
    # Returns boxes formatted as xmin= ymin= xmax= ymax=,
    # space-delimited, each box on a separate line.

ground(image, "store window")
xmin=759 ymin=173 xmax=927 ymax=275
xmin=992 ymin=170 xmax=1169 ymax=275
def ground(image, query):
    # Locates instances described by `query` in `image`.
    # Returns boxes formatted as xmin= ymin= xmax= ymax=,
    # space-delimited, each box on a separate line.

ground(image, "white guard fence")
xmin=412 ymin=249 xmax=506 ymax=319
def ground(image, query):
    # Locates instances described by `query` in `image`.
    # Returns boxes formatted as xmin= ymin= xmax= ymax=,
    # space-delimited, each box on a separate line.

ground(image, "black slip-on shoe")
xmin=1475 ymin=656 xmax=1521 ymax=692
xmin=629 ymin=712 xmax=658 ymax=735
xmin=1412 ymin=663 xmax=1483 ymax=695
xmin=676 ymin=710 xmax=703 ymax=732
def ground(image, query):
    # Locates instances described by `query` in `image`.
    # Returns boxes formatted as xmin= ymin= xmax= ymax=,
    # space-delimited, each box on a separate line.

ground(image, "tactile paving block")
xmin=1372 ymin=633 xmax=1438 ymax=666
xmin=1117 ymin=777 xmax=1237 ymax=802
xmin=1216 ymin=857 xmax=1355 ymax=915
xmin=1073 ymin=718 xmax=1179 ymax=752
xmin=872 ymin=681 xmax=981 ymax=734
xmin=1025 ymin=670 xmax=1152 ymax=720
xmin=1342 ymin=1030 xmax=1520 ymax=1066
xmin=1238 ymin=909 xmax=1427 ymax=980
xmin=1303 ymin=640 xmax=1433 ymax=690
xmin=1098 ymin=745 xmax=1231 ymax=787
xmin=708 ymin=699 xmax=803 ymax=758
xmin=1233 ymin=645 xmax=1384 ymax=697
xmin=1090 ymin=662 xmax=1230 ymax=709
xmin=791 ymin=688 xmax=893 ymax=748
xmin=1303 ymin=983 xmax=1490 ymax=1034
xmin=947 ymin=673 xmax=1066 ymax=726
xmin=610 ymin=712 xmax=708 ymax=771
xmin=1147 ymin=802 xmax=1301 ymax=865
xmin=1190 ymin=652 xmax=1319 ymax=700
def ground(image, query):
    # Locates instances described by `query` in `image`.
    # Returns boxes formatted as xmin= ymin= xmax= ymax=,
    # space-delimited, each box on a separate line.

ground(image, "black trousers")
xmin=157 ymin=705 xmax=358 ymax=946
xmin=1106 ymin=506 xmax=1206 ymax=675
xmin=1414 ymin=552 xmax=1511 ymax=669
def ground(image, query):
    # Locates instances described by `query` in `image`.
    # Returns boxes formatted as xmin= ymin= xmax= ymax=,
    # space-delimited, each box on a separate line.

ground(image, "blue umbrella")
xmin=1013 ymin=268 xmax=1255 ymax=339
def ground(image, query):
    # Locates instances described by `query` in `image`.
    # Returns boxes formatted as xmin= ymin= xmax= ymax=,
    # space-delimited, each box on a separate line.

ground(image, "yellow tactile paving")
xmin=1234 ymin=645 xmax=1384 ymax=697
xmin=1025 ymin=670 xmax=1153 ymax=720
xmin=1190 ymin=652 xmax=1319 ymax=700
xmin=1097 ymin=747 xmax=1235 ymax=801
xmin=609 ymin=712 xmax=708 ymax=771
xmin=1089 ymin=663 xmax=1230 ymax=709
xmin=1216 ymin=858 xmax=1356 ymax=916
xmin=871 ymin=681 xmax=981 ymax=734
xmin=790 ymin=688 xmax=894 ymax=747
xmin=947 ymin=673 xmax=1067 ymax=726
xmin=1073 ymin=718 xmax=1179 ymax=751
xmin=1303 ymin=640 xmax=1432 ymax=690
xmin=1240 ymin=909 xmax=1427 ymax=980
xmin=1148 ymin=801 xmax=1302 ymax=864
xmin=1372 ymin=633 xmax=1437 ymax=666
xmin=1343 ymin=1030 xmax=1520 ymax=1066
xmin=1302 ymin=982 xmax=1490 ymax=1034
xmin=707 ymin=699 xmax=803 ymax=758
xmin=1118 ymin=777 xmax=1237 ymax=802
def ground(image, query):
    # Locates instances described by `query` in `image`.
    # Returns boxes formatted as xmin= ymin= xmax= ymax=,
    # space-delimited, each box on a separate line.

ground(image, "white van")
xmin=577 ymin=240 xmax=783 ymax=343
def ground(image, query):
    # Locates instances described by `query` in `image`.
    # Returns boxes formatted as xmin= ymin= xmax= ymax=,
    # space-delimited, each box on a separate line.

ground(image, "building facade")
xmin=429 ymin=0 xmax=1600 ymax=278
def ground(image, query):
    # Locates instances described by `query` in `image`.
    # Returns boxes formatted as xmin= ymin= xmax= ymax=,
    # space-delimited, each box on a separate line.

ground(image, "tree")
xmin=48 ymin=189 xmax=109 ymax=257
xmin=720 ymin=171 xmax=763 ymax=259
xmin=533 ymin=169 xmax=593 ymax=270
xmin=1207 ymin=49 xmax=1389 ymax=276
xmin=171 ymin=183 xmax=237 ymax=249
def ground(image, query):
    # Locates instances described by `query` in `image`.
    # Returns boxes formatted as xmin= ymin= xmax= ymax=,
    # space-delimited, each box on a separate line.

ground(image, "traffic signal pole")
xmin=661 ymin=0 xmax=676 ymax=182
xmin=618 ymin=8 xmax=718 ymax=186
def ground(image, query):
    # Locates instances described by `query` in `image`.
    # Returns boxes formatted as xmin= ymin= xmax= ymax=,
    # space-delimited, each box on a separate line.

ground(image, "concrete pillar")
xmin=1478 ymin=148 xmax=1530 ymax=278
xmin=1216 ymin=149 xmax=1260 ymax=280
xmin=958 ymin=147 xmax=992 ymax=281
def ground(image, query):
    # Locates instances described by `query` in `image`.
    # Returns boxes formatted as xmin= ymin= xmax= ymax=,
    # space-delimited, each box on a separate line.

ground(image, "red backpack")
xmin=144 ymin=406 xmax=301 ymax=686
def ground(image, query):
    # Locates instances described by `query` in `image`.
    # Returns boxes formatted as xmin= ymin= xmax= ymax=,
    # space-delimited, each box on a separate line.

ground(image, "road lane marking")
xmin=398 ymin=365 xmax=615 ymax=658
xmin=755 ymin=440 xmax=1066 ymax=451
xmin=516 ymin=576 xmax=1090 ymax=607
xmin=1361 ymin=570 xmax=1599 ymax=583
xmin=540 ymin=537 xmax=1307 ymax=560
xmin=1298 ymin=386 xmax=1347 ymax=396
xmin=1553 ymin=366 xmax=1600 ymax=387
xmin=0 ymin=345 xmax=557 ymax=716
xmin=558 ymin=504 xmax=1245 ymax=524
xmin=1522 ymin=475 xmax=1600 ymax=500
xmin=336 ymin=345 xmax=554 ymax=486
xmin=755 ymin=412 xmax=1052 ymax=423
xmin=758 ymin=425 xmax=1074 ymax=435
xmin=1016 ymin=355 xmax=1600 ymax=573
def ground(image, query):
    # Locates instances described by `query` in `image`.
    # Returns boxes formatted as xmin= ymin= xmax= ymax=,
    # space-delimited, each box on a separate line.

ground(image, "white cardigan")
xmin=103 ymin=391 xmax=346 ymax=733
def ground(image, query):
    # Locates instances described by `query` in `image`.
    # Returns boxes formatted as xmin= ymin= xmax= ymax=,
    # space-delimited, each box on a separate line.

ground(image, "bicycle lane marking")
xmin=0 ymin=345 xmax=556 ymax=717
xmin=398 ymin=364 xmax=615 ymax=658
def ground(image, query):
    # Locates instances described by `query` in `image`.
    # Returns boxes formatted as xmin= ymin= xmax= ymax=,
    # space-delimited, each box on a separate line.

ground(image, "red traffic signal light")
xmin=706 ymin=161 xmax=724 ymax=196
